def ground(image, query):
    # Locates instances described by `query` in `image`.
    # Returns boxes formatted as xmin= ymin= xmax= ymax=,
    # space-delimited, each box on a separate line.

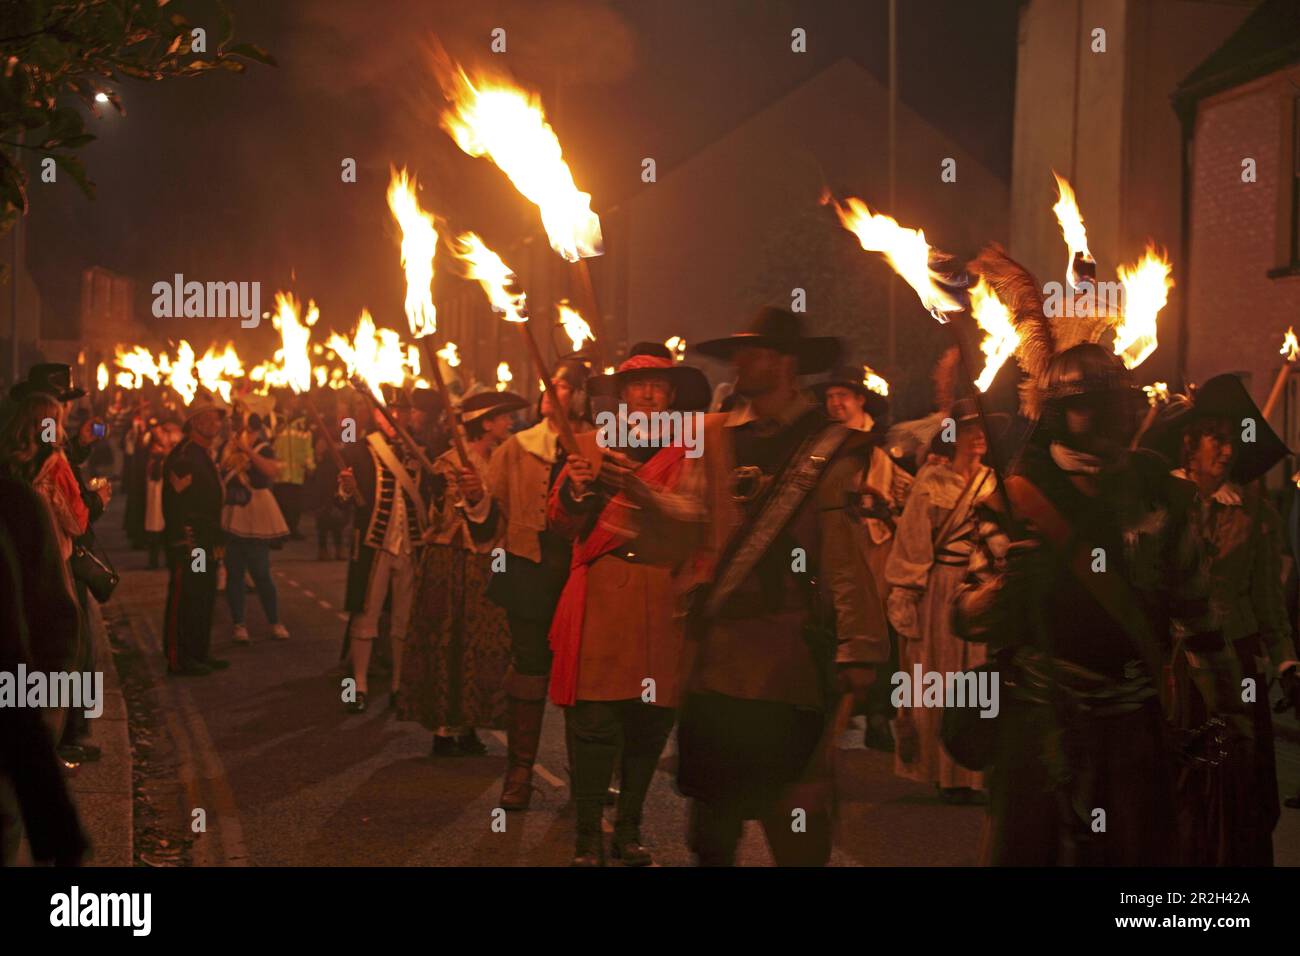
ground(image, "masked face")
xmin=1061 ymin=391 xmax=1136 ymax=458
xmin=733 ymin=346 xmax=793 ymax=398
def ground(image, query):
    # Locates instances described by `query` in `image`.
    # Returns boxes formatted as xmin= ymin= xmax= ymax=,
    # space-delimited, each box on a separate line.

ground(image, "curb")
xmin=67 ymin=597 xmax=134 ymax=866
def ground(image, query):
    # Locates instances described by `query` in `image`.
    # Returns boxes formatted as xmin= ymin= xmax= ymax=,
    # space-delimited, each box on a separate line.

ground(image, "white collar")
xmin=1171 ymin=469 xmax=1242 ymax=506
xmin=1049 ymin=441 xmax=1104 ymax=475
xmin=513 ymin=420 xmax=558 ymax=463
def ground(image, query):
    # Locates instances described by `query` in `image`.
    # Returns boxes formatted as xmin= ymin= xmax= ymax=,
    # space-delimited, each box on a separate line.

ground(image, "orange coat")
xmin=548 ymin=430 xmax=688 ymax=707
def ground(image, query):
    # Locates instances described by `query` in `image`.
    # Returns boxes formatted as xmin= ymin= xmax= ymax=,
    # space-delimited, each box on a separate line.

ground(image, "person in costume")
xmin=885 ymin=388 xmax=993 ymax=802
xmin=547 ymin=348 xmax=712 ymax=865
xmin=161 ymin=388 xmax=230 ymax=676
xmin=638 ymin=308 xmax=889 ymax=866
xmin=955 ymin=343 xmax=1205 ymax=865
xmin=815 ymin=364 xmax=913 ymax=752
xmin=462 ymin=359 xmax=591 ymax=811
xmin=1148 ymin=374 xmax=1298 ymax=864
xmin=337 ymin=387 xmax=435 ymax=714
xmin=399 ymin=390 xmax=528 ymax=757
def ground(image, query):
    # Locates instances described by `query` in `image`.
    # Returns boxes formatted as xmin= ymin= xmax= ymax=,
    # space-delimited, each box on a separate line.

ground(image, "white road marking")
xmin=490 ymin=730 xmax=566 ymax=789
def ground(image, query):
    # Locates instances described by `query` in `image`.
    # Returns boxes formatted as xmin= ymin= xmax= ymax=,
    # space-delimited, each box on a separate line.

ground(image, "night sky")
xmin=27 ymin=0 xmax=1019 ymax=355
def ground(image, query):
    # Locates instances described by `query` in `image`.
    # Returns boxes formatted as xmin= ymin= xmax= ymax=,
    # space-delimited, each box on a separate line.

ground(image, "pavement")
xmin=68 ymin=497 xmax=1300 ymax=867
xmin=16 ymin=588 xmax=133 ymax=866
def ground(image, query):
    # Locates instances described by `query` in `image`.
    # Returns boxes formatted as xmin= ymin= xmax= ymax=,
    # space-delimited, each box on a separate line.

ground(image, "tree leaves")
xmin=0 ymin=0 xmax=275 ymax=238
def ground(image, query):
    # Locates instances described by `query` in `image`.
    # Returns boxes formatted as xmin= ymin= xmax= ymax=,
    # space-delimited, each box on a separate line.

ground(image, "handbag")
xmin=940 ymin=661 xmax=1002 ymax=771
xmin=70 ymin=544 xmax=120 ymax=603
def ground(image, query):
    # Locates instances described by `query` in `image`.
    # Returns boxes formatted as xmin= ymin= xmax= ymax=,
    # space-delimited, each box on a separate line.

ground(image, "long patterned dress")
xmin=399 ymin=445 xmax=510 ymax=732
xmin=884 ymin=459 xmax=993 ymax=790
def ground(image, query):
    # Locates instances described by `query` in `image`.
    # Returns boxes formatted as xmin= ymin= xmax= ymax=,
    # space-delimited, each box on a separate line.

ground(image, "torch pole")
xmin=349 ymin=377 xmax=441 ymax=478
xmin=419 ymin=339 xmax=470 ymax=470
xmin=572 ymin=258 xmax=607 ymax=368
xmin=517 ymin=319 xmax=581 ymax=456
xmin=1262 ymin=362 xmax=1292 ymax=420
xmin=302 ymin=391 xmax=363 ymax=506
xmin=934 ymin=309 xmax=1015 ymax=522
xmin=1130 ymin=401 xmax=1164 ymax=451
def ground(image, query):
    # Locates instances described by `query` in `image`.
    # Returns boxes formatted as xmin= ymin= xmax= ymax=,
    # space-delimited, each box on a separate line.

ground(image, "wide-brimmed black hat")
xmin=589 ymin=352 xmax=712 ymax=411
xmin=460 ymin=390 xmax=529 ymax=424
xmin=410 ymin=387 xmax=445 ymax=416
xmin=9 ymin=363 xmax=86 ymax=402
xmin=694 ymin=307 xmax=840 ymax=374
xmin=811 ymin=365 xmax=890 ymax=421
xmin=1143 ymin=373 xmax=1290 ymax=483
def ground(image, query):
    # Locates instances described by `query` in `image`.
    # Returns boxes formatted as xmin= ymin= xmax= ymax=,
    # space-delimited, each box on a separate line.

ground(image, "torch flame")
xmin=272 ymin=292 xmax=319 ymax=395
xmin=196 ymin=342 xmax=245 ymax=404
xmin=1113 ymin=244 xmax=1173 ymax=370
xmin=557 ymin=300 xmax=592 ymax=352
xmin=434 ymin=52 xmax=602 ymax=261
xmin=437 ymin=342 xmax=461 ymax=368
xmin=386 ymin=167 xmax=439 ymax=339
xmin=96 ymin=362 xmax=108 ymax=391
xmin=1282 ymin=327 xmax=1299 ymax=363
xmin=665 ymin=336 xmax=686 ymax=363
xmin=449 ymin=232 xmax=527 ymax=322
xmin=327 ymin=310 xmax=410 ymax=403
xmin=495 ymin=361 xmax=513 ymax=392
xmin=168 ymin=341 xmax=198 ymax=406
xmin=829 ymin=196 xmax=962 ymax=318
xmin=114 ymin=345 xmax=164 ymax=389
xmin=862 ymin=364 xmax=890 ymax=397
xmin=1052 ymin=172 xmax=1094 ymax=289
xmin=968 ymin=278 xmax=1020 ymax=392
xmin=1142 ymin=382 xmax=1170 ymax=407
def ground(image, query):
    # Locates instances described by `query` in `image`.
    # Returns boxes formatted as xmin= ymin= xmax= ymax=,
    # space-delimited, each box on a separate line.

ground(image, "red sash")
xmin=547 ymin=445 xmax=687 ymax=706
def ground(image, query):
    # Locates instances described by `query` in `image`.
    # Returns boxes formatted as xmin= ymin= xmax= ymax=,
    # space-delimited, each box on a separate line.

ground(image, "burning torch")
xmin=450 ymin=231 xmax=581 ymax=456
xmin=1262 ymin=327 xmax=1299 ymax=420
xmin=432 ymin=43 xmax=607 ymax=365
xmin=386 ymin=166 xmax=471 ymax=469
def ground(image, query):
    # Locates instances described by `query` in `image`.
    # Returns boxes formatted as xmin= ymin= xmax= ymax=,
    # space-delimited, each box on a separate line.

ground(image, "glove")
xmin=887 ymin=588 xmax=921 ymax=640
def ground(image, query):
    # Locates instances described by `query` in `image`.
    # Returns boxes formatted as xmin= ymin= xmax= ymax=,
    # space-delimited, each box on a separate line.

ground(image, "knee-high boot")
xmin=500 ymin=667 xmax=548 ymax=811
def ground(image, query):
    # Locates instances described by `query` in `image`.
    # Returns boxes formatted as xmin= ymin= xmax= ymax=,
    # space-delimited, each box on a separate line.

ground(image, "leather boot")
xmin=500 ymin=668 xmax=548 ymax=811
xmin=572 ymin=797 xmax=606 ymax=867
